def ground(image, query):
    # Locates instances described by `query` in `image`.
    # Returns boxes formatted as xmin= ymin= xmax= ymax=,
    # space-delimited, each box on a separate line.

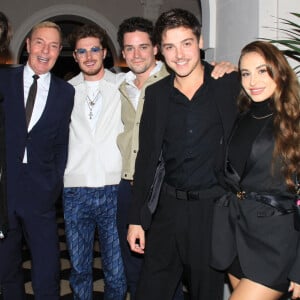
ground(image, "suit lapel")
xmin=30 ymin=75 xmax=55 ymax=132
xmin=242 ymin=117 xmax=274 ymax=179
xmin=13 ymin=68 xmax=27 ymax=134
xmin=155 ymin=78 xmax=172 ymax=152
xmin=224 ymin=117 xmax=243 ymax=192
xmin=94 ymin=80 xmax=119 ymax=135
xmin=224 ymin=114 xmax=274 ymax=191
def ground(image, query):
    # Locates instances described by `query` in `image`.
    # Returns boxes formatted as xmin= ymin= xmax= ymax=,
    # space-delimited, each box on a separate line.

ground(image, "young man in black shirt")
xmin=127 ymin=8 xmax=240 ymax=300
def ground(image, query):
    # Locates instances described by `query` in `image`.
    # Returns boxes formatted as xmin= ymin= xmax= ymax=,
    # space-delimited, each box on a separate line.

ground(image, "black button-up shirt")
xmin=163 ymin=65 xmax=224 ymax=191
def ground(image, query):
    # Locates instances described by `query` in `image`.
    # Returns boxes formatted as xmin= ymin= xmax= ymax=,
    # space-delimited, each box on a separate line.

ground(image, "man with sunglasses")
xmin=63 ymin=24 xmax=126 ymax=300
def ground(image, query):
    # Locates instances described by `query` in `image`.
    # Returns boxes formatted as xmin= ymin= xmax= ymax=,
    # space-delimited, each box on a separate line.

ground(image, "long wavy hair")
xmin=0 ymin=11 xmax=12 ymax=53
xmin=238 ymin=41 xmax=300 ymax=190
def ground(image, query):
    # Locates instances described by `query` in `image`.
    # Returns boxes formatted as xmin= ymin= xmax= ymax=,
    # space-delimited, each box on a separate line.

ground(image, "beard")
xmin=128 ymin=60 xmax=154 ymax=75
xmin=82 ymin=67 xmax=102 ymax=76
xmin=80 ymin=60 xmax=103 ymax=77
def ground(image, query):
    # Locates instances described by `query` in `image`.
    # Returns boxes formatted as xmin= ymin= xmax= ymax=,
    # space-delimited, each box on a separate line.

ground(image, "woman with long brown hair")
xmin=211 ymin=40 xmax=300 ymax=300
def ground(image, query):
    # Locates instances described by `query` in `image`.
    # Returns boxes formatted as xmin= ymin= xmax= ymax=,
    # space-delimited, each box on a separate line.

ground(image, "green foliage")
xmin=269 ymin=12 xmax=300 ymax=75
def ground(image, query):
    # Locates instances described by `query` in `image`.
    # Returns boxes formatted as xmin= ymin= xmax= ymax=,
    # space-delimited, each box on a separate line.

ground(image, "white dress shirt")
xmin=124 ymin=61 xmax=163 ymax=110
xmin=23 ymin=63 xmax=50 ymax=162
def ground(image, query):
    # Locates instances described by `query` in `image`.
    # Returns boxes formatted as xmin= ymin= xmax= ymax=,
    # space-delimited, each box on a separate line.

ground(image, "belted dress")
xmin=211 ymin=99 xmax=300 ymax=292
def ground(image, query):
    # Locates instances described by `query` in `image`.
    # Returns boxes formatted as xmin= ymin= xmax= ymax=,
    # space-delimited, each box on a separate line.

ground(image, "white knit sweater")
xmin=64 ymin=70 xmax=125 ymax=188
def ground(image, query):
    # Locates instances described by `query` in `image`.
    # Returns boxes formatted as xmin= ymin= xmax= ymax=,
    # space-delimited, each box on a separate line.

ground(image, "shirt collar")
xmin=24 ymin=63 xmax=51 ymax=88
xmin=125 ymin=60 xmax=164 ymax=85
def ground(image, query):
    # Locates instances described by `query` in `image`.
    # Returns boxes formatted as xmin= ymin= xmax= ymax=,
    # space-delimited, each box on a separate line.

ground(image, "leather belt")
xmin=162 ymin=182 xmax=223 ymax=201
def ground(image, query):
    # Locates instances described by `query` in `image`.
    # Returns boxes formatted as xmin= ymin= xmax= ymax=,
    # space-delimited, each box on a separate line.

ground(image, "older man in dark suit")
xmin=0 ymin=21 xmax=74 ymax=300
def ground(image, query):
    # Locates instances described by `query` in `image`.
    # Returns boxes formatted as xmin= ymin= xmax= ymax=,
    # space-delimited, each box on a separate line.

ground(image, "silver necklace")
xmin=86 ymin=89 xmax=101 ymax=119
xmin=251 ymin=112 xmax=273 ymax=120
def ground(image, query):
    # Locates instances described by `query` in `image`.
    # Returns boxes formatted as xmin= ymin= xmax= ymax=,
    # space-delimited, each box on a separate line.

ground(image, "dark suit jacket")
xmin=129 ymin=62 xmax=239 ymax=228
xmin=0 ymin=65 xmax=74 ymax=218
xmin=211 ymin=113 xmax=300 ymax=286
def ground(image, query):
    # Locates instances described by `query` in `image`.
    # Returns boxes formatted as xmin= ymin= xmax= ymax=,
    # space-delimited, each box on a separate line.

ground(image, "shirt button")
xmin=189 ymin=129 xmax=193 ymax=133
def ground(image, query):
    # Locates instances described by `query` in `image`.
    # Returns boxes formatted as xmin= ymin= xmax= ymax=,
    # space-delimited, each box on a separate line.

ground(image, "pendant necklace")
xmin=86 ymin=89 xmax=101 ymax=119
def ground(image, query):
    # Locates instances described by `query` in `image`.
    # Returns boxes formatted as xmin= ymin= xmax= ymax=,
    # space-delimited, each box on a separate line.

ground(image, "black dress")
xmin=211 ymin=99 xmax=300 ymax=292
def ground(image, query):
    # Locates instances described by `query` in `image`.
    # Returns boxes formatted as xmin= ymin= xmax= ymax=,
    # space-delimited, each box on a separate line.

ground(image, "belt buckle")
xmin=236 ymin=191 xmax=246 ymax=200
xmin=175 ymin=189 xmax=186 ymax=200
xmin=188 ymin=191 xmax=198 ymax=201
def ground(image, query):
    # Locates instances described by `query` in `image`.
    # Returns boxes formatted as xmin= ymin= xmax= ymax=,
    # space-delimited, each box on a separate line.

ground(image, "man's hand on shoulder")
xmin=127 ymin=224 xmax=145 ymax=254
xmin=211 ymin=61 xmax=237 ymax=79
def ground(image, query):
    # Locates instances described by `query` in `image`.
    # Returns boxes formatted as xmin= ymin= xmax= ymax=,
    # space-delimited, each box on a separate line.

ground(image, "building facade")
xmin=2 ymin=0 xmax=299 ymax=72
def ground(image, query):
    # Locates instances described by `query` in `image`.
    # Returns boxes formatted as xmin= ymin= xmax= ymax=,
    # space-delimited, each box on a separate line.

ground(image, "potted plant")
xmin=268 ymin=12 xmax=300 ymax=75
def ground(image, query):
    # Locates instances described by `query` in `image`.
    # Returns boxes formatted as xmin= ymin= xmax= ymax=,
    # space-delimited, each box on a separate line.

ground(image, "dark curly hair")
xmin=117 ymin=17 xmax=154 ymax=49
xmin=238 ymin=40 xmax=300 ymax=189
xmin=68 ymin=23 xmax=108 ymax=50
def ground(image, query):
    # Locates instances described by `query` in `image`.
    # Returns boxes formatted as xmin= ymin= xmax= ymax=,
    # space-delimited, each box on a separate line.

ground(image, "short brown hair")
xmin=68 ymin=23 xmax=108 ymax=50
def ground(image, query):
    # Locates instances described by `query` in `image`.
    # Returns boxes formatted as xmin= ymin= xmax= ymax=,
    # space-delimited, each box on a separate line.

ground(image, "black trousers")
xmin=117 ymin=179 xmax=184 ymax=300
xmin=117 ymin=179 xmax=144 ymax=299
xmin=136 ymin=184 xmax=224 ymax=300
xmin=0 ymin=166 xmax=60 ymax=300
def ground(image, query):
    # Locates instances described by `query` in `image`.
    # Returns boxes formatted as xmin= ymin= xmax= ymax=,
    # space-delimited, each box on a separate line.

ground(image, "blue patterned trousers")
xmin=63 ymin=185 xmax=127 ymax=300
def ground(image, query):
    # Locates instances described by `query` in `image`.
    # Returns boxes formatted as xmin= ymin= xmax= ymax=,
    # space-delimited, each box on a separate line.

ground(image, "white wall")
xmin=260 ymin=0 xmax=300 ymax=39
xmin=209 ymin=0 xmax=300 ymax=67
xmin=207 ymin=0 xmax=259 ymax=64
xmin=260 ymin=0 xmax=300 ymax=69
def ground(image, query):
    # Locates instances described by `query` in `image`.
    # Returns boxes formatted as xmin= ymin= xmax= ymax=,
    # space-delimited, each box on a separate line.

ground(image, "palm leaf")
xmin=268 ymin=12 xmax=300 ymax=75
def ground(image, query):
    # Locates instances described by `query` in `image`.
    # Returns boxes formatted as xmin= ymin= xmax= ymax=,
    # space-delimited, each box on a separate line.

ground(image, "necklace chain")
xmin=86 ymin=89 xmax=101 ymax=119
xmin=251 ymin=112 xmax=273 ymax=120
